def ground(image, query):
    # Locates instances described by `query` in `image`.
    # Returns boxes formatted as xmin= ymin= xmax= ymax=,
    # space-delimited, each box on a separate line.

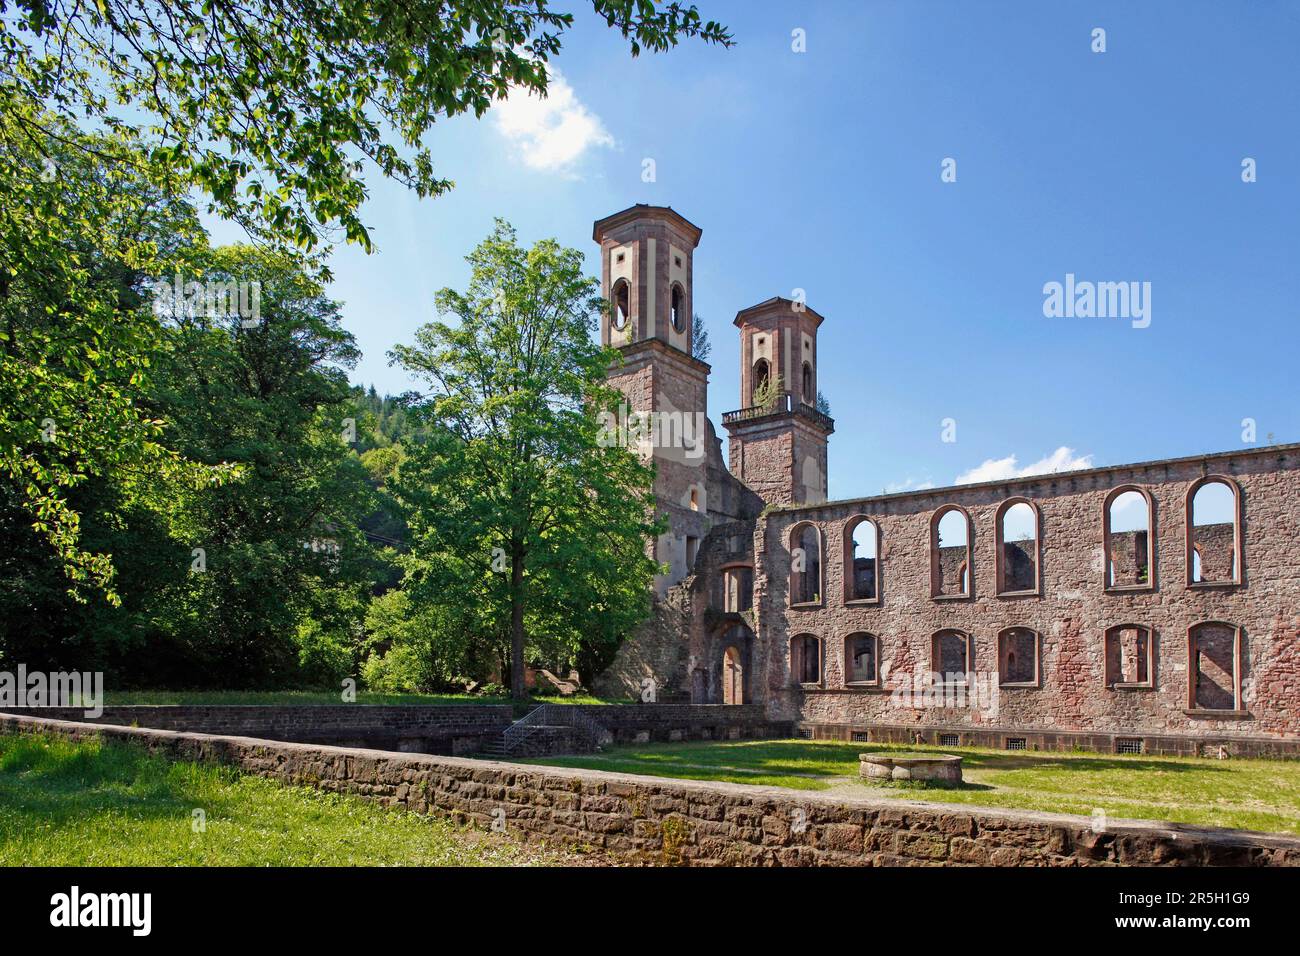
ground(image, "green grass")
xmin=517 ymin=738 xmax=1300 ymax=834
xmin=0 ymin=733 xmax=592 ymax=865
xmin=520 ymin=738 xmax=855 ymax=790
xmin=101 ymin=689 xmax=623 ymax=708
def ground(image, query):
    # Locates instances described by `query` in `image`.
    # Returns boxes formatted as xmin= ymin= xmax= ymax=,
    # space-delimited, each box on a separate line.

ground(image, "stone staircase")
xmin=478 ymin=703 xmax=613 ymax=759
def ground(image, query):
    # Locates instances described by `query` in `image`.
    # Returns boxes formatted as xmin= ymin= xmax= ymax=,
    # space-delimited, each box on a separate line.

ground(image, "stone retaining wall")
xmin=0 ymin=703 xmax=786 ymax=756
xmin=4 ymin=713 xmax=1297 ymax=867
xmin=571 ymin=704 xmax=788 ymax=743
xmin=0 ymin=705 xmax=512 ymax=756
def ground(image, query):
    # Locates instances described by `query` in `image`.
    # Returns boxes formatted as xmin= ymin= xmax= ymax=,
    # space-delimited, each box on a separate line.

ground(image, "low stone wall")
xmin=4 ymin=713 xmax=1297 ymax=867
xmin=508 ymin=725 xmax=595 ymax=757
xmin=0 ymin=705 xmax=512 ymax=756
xmin=571 ymin=704 xmax=789 ymax=744
xmin=802 ymin=720 xmax=1300 ymax=759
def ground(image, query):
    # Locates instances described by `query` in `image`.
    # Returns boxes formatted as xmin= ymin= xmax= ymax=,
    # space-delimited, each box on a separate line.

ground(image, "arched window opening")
xmin=801 ymin=361 xmax=813 ymax=405
xmin=846 ymin=518 xmax=878 ymax=602
xmin=791 ymin=635 xmax=821 ymax=685
xmin=670 ymin=283 xmax=686 ymax=333
xmin=1105 ymin=488 xmax=1153 ymax=590
xmin=997 ymin=500 xmax=1039 ymax=595
xmin=932 ymin=507 xmax=972 ymax=599
xmin=1104 ymin=624 xmax=1153 ymax=688
xmin=611 ymin=279 xmax=630 ymax=330
xmin=1188 ymin=478 xmax=1241 ymax=585
xmin=722 ymin=566 xmax=753 ymax=613
xmin=751 ymin=358 xmax=770 ymax=405
xmin=845 ymin=633 xmax=879 ymax=685
xmin=931 ymin=630 xmax=972 ymax=685
xmin=789 ymin=523 xmax=822 ymax=605
xmin=998 ymin=628 xmax=1039 ymax=686
xmin=722 ymin=645 xmax=744 ymax=705
xmin=1189 ymin=622 xmax=1243 ymax=712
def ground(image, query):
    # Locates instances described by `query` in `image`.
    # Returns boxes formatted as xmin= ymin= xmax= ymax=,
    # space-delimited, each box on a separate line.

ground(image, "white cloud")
xmin=955 ymin=446 xmax=1093 ymax=485
xmin=492 ymin=66 xmax=614 ymax=174
xmin=885 ymin=477 xmax=936 ymax=494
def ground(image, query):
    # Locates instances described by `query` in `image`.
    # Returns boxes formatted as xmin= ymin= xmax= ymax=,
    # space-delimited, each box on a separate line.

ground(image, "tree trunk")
xmin=510 ymin=540 xmax=525 ymax=700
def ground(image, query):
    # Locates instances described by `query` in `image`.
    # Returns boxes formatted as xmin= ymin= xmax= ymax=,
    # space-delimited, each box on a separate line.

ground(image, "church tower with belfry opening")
xmin=722 ymin=296 xmax=834 ymax=506
xmin=591 ymin=203 xmax=829 ymax=705
xmin=595 ymin=204 xmax=730 ymax=596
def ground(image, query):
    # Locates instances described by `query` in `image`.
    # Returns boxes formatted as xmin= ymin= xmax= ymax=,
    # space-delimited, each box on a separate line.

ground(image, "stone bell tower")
xmin=722 ymin=296 xmax=833 ymax=505
xmin=593 ymin=204 xmax=712 ymax=593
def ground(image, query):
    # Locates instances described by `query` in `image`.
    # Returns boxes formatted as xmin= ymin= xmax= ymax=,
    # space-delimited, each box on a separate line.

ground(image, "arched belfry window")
xmin=801 ymin=361 xmax=813 ymax=405
xmin=611 ymin=279 xmax=630 ymax=330
xmin=751 ymin=358 xmax=770 ymax=405
xmin=670 ymin=283 xmax=686 ymax=333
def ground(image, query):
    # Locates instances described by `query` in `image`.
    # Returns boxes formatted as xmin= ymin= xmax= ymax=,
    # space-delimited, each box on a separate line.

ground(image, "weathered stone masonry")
xmin=5 ymin=713 xmax=1297 ymax=866
xmin=756 ymin=445 xmax=1300 ymax=752
xmin=586 ymin=202 xmax=1300 ymax=756
xmin=0 ymin=704 xmax=786 ymax=754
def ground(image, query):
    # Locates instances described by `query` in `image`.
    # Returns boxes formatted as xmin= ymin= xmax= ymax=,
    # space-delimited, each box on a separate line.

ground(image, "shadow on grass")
xmin=0 ymin=734 xmax=229 ymax=826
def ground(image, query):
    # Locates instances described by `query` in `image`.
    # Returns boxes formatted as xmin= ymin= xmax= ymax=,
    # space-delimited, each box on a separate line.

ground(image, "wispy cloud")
xmin=885 ymin=477 xmax=936 ymax=494
xmin=955 ymin=446 xmax=1093 ymax=485
xmin=492 ymin=66 xmax=614 ymax=175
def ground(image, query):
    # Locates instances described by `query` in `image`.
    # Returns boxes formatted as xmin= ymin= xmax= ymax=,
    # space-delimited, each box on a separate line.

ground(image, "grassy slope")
xmin=0 ymin=734 xmax=585 ymax=866
xmin=518 ymin=739 xmax=1300 ymax=834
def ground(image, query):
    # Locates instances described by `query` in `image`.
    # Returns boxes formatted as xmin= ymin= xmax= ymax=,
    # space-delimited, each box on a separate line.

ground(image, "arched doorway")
xmin=722 ymin=646 xmax=744 ymax=705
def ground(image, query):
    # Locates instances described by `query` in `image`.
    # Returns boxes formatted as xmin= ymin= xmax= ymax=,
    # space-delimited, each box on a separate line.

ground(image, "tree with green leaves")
xmin=389 ymin=221 xmax=661 ymax=698
xmin=146 ymin=244 xmax=383 ymax=686
xmin=0 ymin=112 xmax=226 ymax=605
xmin=3 ymin=0 xmax=730 ymax=254
xmin=1 ymin=0 xmax=729 ymax=608
xmin=691 ymin=312 xmax=711 ymax=362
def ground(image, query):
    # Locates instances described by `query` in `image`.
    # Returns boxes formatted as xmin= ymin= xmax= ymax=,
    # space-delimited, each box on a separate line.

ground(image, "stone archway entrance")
xmin=722 ymin=645 xmax=744 ymax=705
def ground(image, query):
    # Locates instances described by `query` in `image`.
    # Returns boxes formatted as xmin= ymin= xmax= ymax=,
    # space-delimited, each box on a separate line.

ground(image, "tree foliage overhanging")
xmin=0 ymin=2 xmax=727 ymax=692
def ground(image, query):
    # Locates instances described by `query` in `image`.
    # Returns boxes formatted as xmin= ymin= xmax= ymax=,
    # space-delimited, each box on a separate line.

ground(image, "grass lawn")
xmin=517 ymin=738 xmax=1300 ymax=835
xmin=0 ymin=733 xmax=594 ymax=866
xmin=101 ymin=689 xmax=622 ymax=707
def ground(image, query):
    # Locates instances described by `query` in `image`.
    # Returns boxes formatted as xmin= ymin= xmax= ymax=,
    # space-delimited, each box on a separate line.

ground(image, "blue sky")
xmin=209 ymin=0 xmax=1300 ymax=500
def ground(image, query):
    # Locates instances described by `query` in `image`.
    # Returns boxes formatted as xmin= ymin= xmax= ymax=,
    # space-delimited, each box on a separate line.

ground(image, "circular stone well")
xmin=859 ymin=753 xmax=963 ymax=784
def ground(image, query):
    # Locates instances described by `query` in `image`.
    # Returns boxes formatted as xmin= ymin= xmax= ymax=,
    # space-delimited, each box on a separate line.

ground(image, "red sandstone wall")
xmin=751 ymin=448 xmax=1300 ymax=740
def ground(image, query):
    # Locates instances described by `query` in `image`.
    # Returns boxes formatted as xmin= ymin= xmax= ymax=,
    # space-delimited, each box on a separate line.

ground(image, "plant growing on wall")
xmin=752 ymin=372 xmax=784 ymax=410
